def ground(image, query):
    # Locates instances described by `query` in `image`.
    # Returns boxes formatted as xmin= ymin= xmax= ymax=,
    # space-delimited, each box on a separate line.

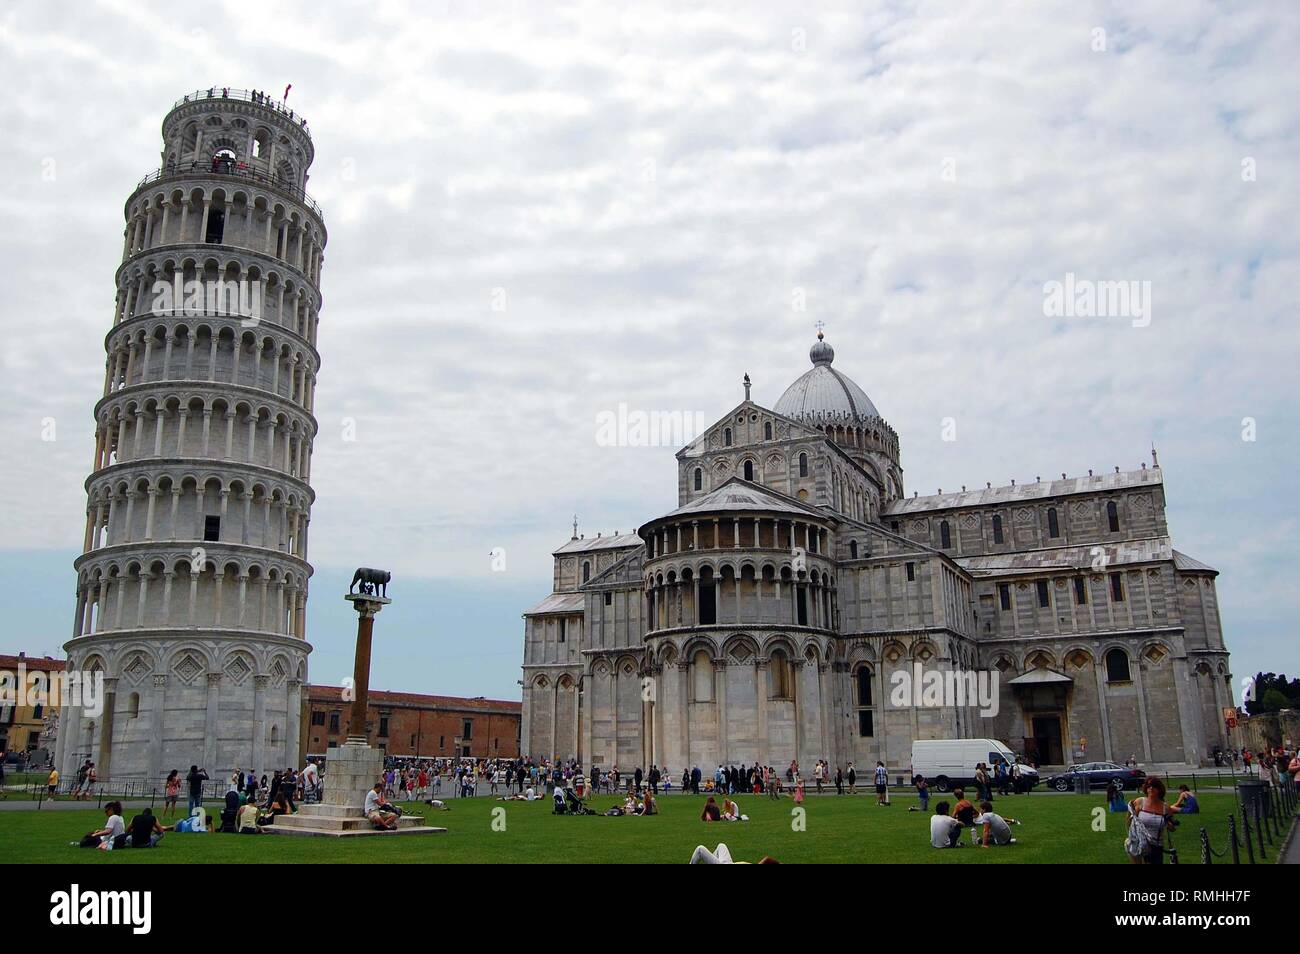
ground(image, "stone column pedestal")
xmin=321 ymin=739 xmax=384 ymax=812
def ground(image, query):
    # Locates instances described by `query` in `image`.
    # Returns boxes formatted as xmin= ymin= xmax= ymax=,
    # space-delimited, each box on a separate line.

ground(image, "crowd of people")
xmin=62 ymin=740 xmax=1300 ymax=848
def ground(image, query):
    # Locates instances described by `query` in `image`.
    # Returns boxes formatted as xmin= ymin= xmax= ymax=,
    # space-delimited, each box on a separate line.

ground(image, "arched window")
xmin=1105 ymin=648 xmax=1131 ymax=682
xmin=724 ymin=428 xmax=732 ymax=447
xmin=743 ymin=460 xmax=754 ymax=481
xmin=582 ymin=561 xmax=591 ymax=583
xmin=799 ymin=453 xmax=808 ymax=477
xmin=1107 ymin=500 xmax=1120 ymax=532
xmin=1047 ymin=507 xmax=1060 ymax=538
xmin=940 ymin=520 xmax=952 ymax=549
xmin=692 ymin=649 xmax=714 ymax=702
xmin=693 ymin=468 xmax=702 ymax=491
xmin=764 ymin=421 xmax=772 ymax=440
xmin=992 ymin=514 xmax=1004 ymax=544
xmin=849 ymin=540 xmax=858 ymax=559
xmin=270 ymin=724 xmax=281 ymax=745
xmin=854 ymin=666 xmax=874 ymax=737
xmin=127 ymin=692 xmax=140 ymax=719
xmin=769 ymin=648 xmax=793 ymax=700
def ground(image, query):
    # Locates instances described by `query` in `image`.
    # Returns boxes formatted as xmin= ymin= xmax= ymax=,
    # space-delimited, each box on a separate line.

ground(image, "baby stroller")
xmin=219 ymin=790 xmax=240 ymax=833
xmin=554 ymin=787 xmax=593 ymax=816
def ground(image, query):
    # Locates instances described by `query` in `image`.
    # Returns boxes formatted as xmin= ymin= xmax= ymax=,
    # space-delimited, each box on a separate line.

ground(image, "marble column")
xmin=148 ymin=674 xmax=167 ymax=783
xmin=252 ymin=674 xmax=269 ymax=773
xmin=203 ymin=672 xmax=221 ymax=772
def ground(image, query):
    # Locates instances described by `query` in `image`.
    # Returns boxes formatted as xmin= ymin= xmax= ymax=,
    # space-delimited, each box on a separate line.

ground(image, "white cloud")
xmin=1 ymin=0 xmax=1296 ymax=685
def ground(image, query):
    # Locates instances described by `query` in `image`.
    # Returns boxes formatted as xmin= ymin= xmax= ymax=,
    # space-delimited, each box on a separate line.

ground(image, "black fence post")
xmin=1241 ymin=809 xmax=1256 ymax=864
xmin=1192 ymin=773 xmax=1198 ymax=794
xmin=1254 ymin=800 xmax=1267 ymax=859
xmin=1228 ymin=814 xmax=1240 ymax=865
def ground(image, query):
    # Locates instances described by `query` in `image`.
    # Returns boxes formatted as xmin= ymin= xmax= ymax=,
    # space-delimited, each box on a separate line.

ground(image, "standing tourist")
xmin=163 ymin=770 xmax=181 ymax=819
xmin=186 ymin=764 xmax=208 ymax=814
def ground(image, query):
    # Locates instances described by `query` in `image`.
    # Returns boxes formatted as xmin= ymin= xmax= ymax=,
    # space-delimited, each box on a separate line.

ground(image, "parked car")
xmin=1044 ymin=761 xmax=1145 ymax=792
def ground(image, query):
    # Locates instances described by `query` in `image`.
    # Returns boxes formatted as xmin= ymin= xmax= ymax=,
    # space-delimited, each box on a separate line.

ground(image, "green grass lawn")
xmin=0 ymin=790 xmax=1257 ymax=864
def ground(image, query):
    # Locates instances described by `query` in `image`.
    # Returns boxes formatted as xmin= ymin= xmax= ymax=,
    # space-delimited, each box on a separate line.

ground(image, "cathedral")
xmin=521 ymin=333 xmax=1236 ymax=772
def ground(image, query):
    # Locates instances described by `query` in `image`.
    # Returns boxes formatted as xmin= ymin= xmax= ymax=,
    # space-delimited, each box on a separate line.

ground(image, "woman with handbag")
xmin=1125 ymin=777 xmax=1178 ymax=864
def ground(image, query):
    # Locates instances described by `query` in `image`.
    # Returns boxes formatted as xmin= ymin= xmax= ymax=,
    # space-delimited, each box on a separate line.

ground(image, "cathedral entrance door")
xmin=1030 ymin=715 xmax=1064 ymax=765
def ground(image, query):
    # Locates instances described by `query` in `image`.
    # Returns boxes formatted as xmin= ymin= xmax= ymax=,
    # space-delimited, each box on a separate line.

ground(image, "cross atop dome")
xmin=809 ymin=325 xmax=834 ymax=366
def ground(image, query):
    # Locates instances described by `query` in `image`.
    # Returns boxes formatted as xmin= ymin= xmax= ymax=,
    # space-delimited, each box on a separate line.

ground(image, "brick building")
xmin=301 ymin=685 xmax=521 ymax=760
xmin=0 ymin=653 xmax=66 ymax=762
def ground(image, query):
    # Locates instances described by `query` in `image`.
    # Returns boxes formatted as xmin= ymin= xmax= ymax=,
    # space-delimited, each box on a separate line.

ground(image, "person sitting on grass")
xmin=722 ymin=796 xmax=746 ymax=821
xmin=364 ymin=781 xmax=400 ymax=831
xmin=623 ymin=792 xmax=639 ymax=814
xmin=1107 ymin=778 xmax=1127 ymax=813
xmin=641 ymin=791 xmax=658 ymax=815
xmin=236 ymin=799 xmax=261 ymax=833
xmin=950 ymin=788 xmax=977 ymax=830
xmin=701 ymin=796 xmax=722 ymax=822
xmin=972 ymin=801 xmax=1020 ymax=847
xmin=257 ymin=791 xmax=292 ymax=826
xmin=1170 ymin=785 xmax=1199 ymax=814
xmin=929 ymin=801 xmax=962 ymax=849
xmin=76 ymin=801 xmax=125 ymax=850
xmin=126 ymin=808 xmax=165 ymax=848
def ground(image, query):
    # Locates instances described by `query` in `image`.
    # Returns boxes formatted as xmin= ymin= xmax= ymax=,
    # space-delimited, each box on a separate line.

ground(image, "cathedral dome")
xmin=774 ymin=332 xmax=881 ymax=426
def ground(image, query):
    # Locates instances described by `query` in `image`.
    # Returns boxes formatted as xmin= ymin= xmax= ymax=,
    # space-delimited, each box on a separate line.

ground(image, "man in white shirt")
xmin=301 ymin=759 xmax=320 ymax=800
xmin=929 ymin=801 xmax=962 ymax=848
xmin=364 ymin=782 xmax=398 ymax=830
xmin=972 ymin=801 xmax=1019 ymax=846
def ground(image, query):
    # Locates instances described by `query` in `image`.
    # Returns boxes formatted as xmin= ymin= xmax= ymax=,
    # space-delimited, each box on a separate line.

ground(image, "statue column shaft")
xmin=348 ymin=607 xmax=375 ymax=743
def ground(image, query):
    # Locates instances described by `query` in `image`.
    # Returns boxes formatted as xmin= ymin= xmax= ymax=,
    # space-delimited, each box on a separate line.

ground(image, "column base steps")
xmin=261 ymin=805 xmax=445 ymax=838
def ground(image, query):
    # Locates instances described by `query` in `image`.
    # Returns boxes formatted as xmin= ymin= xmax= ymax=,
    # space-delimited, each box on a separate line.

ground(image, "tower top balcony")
xmin=167 ymin=87 xmax=313 ymax=140
xmin=159 ymin=87 xmax=318 ymax=203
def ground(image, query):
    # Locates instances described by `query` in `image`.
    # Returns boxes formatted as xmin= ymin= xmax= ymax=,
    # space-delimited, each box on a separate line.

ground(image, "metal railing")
xmin=134 ymin=161 xmax=324 ymax=222
xmin=20 ymin=777 xmax=257 ymax=807
xmin=1197 ymin=777 xmax=1298 ymax=863
xmin=171 ymin=88 xmax=311 ymax=136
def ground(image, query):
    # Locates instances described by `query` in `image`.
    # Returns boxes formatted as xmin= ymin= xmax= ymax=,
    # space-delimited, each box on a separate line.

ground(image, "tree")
xmin=1245 ymin=672 xmax=1300 ymax=715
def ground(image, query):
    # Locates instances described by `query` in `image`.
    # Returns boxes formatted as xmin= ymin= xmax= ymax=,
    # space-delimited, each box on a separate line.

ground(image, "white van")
xmin=910 ymin=738 xmax=1039 ymax=792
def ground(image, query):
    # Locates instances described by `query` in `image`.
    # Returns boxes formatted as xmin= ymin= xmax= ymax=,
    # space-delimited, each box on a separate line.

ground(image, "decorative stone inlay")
xmin=172 ymin=652 xmax=204 ymax=684
xmin=123 ymin=652 xmax=152 ymax=683
xmin=224 ymin=654 xmax=253 ymax=685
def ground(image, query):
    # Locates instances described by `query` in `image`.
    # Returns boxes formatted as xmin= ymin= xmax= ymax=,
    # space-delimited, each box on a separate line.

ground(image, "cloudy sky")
xmin=1 ymin=0 xmax=1296 ymax=701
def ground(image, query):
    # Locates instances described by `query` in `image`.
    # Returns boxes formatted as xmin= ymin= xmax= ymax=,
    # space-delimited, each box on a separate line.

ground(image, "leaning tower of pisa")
xmin=57 ymin=89 xmax=326 ymax=783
